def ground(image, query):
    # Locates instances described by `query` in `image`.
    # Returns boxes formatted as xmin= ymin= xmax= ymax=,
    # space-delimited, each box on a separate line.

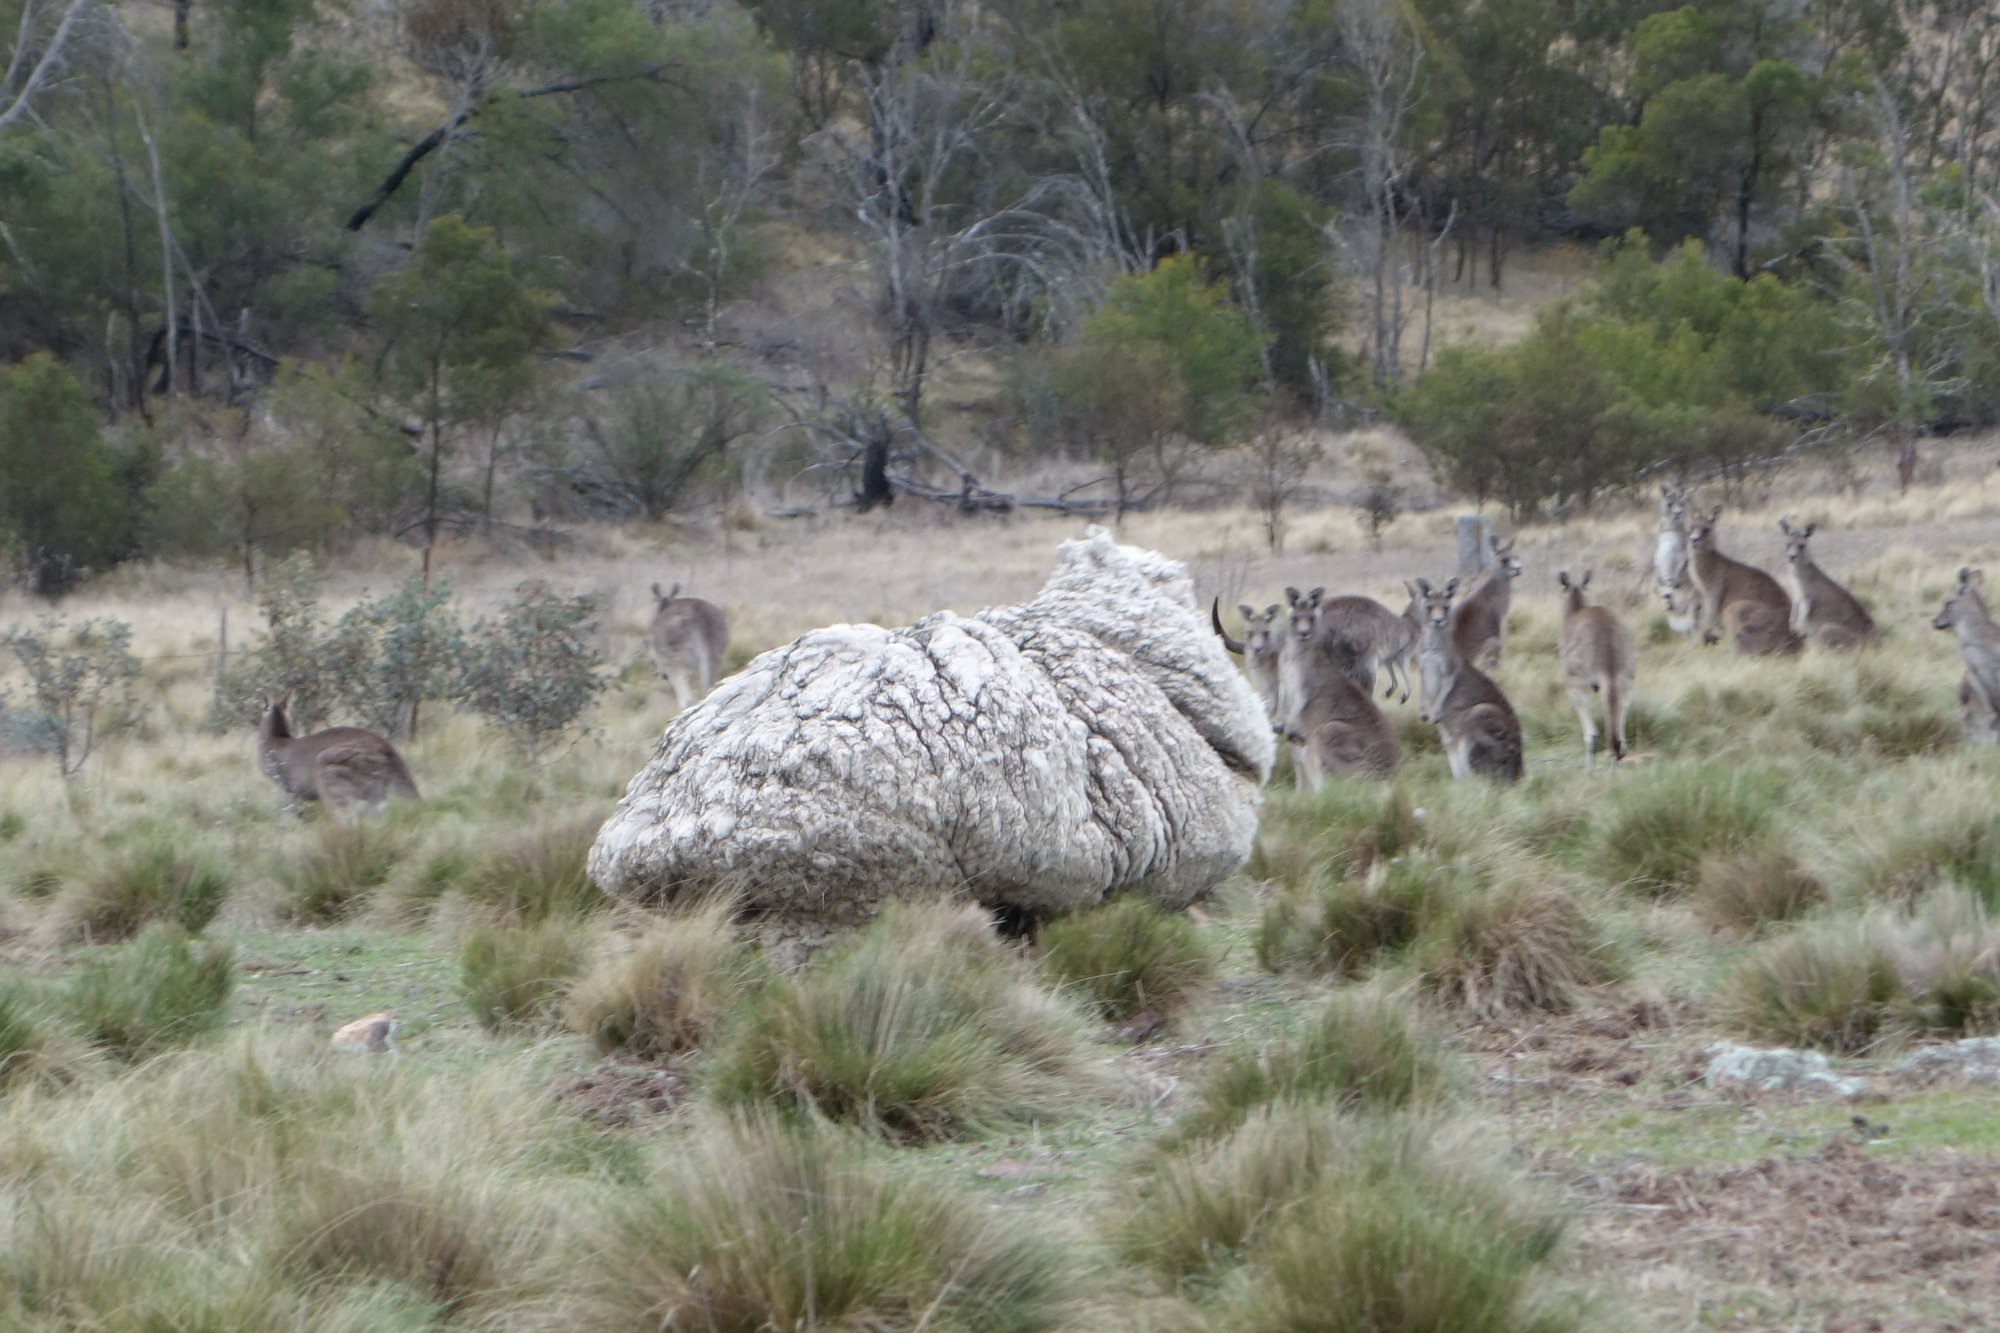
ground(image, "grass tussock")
xmin=1119 ymin=1105 xmax=1572 ymax=1332
xmin=1586 ymin=763 xmax=1784 ymax=896
xmin=1692 ymin=839 xmax=1828 ymax=934
xmin=1415 ymin=869 xmax=1615 ymax=1020
xmin=1039 ymin=896 xmax=1215 ymax=1021
xmin=275 ymin=821 xmax=410 ymax=923
xmin=710 ymin=902 xmax=1101 ymax=1140
xmin=461 ymin=920 xmax=590 ymax=1032
xmin=1176 ymin=989 xmax=1457 ymax=1143
xmin=1256 ymin=853 xmax=1446 ymax=977
xmin=43 ymin=834 xmax=231 ymax=944
xmin=0 ymin=982 xmax=96 ymax=1090
xmin=1832 ymin=777 xmax=2000 ymax=905
xmin=64 ymin=923 xmax=233 ymax=1060
xmin=576 ymin=1110 xmax=1082 ymax=1332
xmin=563 ymin=901 xmax=761 ymax=1057
xmin=1253 ymin=784 xmax=1424 ymax=892
xmin=459 ymin=812 xmax=607 ymax=921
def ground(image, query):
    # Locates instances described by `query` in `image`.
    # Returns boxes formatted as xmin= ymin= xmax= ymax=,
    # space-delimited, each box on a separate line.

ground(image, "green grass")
xmin=563 ymin=900 xmax=762 ymax=1057
xmin=576 ymin=1110 xmax=1084 ymax=1331
xmin=45 ymin=831 xmax=231 ymax=943
xmin=1584 ymin=762 xmax=1785 ymax=896
xmin=457 ymin=811 xmax=608 ymax=922
xmin=709 ymin=903 xmax=1101 ymax=1140
xmin=63 ymin=923 xmax=234 ymax=1060
xmin=460 ymin=919 xmax=591 ymax=1033
xmin=274 ymin=821 xmax=410 ymax=923
xmin=1040 ymin=896 xmax=1216 ymax=1020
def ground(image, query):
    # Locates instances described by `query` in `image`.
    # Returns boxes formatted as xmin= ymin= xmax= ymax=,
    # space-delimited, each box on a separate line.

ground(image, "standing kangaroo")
xmin=1935 ymin=567 xmax=2000 ymax=747
xmin=649 ymin=583 xmax=730 ymax=712
xmin=258 ymin=694 xmax=419 ymax=821
xmin=1452 ymin=535 xmax=1523 ymax=671
xmin=1414 ymin=577 xmax=1524 ymax=783
xmin=1557 ymin=571 xmax=1635 ymax=768
xmin=1656 ymin=486 xmax=1702 ymax=636
xmin=1213 ymin=598 xmax=1284 ymax=722
xmin=1686 ymin=508 xmax=1800 ymax=656
xmin=1778 ymin=518 xmax=1877 ymax=648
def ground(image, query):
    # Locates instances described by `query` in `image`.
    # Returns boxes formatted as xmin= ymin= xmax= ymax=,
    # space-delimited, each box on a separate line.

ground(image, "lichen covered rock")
xmin=589 ymin=530 xmax=1275 ymax=923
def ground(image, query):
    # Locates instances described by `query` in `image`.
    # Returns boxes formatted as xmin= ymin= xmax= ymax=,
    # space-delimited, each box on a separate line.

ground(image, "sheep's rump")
xmin=589 ymin=531 xmax=1276 ymax=923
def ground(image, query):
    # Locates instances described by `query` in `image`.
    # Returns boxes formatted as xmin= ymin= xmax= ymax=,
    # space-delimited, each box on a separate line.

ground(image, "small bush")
xmin=64 ymin=923 xmax=234 ymax=1059
xmin=1719 ymin=917 xmax=1903 ymax=1052
xmin=276 ymin=823 xmax=408 ymax=923
xmin=454 ymin=582 xmax=607 ymax=768
xmin=1176 ymin=990 xmax=1456 ymax=1143
xmin=0 ymin=615 xmax=141 ymax=778
xmin=1040 ymin=897 xmax=1215 ymax=1021
xmin=1416 ymin=874 xmax=1612 ymax=1020
xmin=1692 ymin=839 xmax=1827 ymax=934
xmin=578 ymin=1110 xmax=1081 ymax=1330
xmin=710 ymin=903 xmax=1099 ymax=1140
xmin=461 ymin=921 xmax=589 ymax=1032
xmin=1119 ymin=1105 xmax=1571 ymax=1331
xmin=564 ymin=902 xmax=760 ymax=1058
xmin=460 ymin=813 xmax=605 ymax=921
xmin=1586 ymin=763 xmax=1783 ymax=896
xmin=49 ymin=837 xmax=231 ymax=943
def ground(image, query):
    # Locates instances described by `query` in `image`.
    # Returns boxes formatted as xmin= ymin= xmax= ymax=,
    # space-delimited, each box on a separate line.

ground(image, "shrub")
xmin=0 ymin=616 xmax=140 ymax=779
xmin=1118 ymin=1105 xmax=1571 ymax=1331
xmin=1176 ymin=990 xmax=1457 ymax=1144
xmin=454 ymin=582 xmax=607 ymax=768
xmin=564 ymin=902 xmax=761 ymax=1058
xmin=1415 ymin=874 xmax=1613 ymax=1020
xmin=710 ymin=903 xmax=1099 ymax=1140
xmin=275 ymin=822 xmax=408 ymax=923
xmin=1039 ymin=897 xmax=1215 ymax=1021
xmin=1692 ymin=838 xmax=1827 ymax=934
xmin=460 ymin=812 xmax=605 ymax=921
xmin=48 ymin=836 xmax=231 ymax=943
xmin=1718 ymin=917 xmax=1903 ymax=1053
xmin=64 ymin=923 xmax=234 ymax=1059
xmin=461 ymin=921 xmax=589 ymax=1032
xmin=577 ymin=1110 xmax=1081 ymax=1330
xmin=1586 ymin=763 xmax=1783 ymax=896
xmin=320 ymin=577 xmax=464 ymax=739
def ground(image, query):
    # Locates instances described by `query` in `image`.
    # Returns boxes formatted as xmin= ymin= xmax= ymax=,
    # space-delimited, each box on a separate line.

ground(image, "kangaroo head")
xmin=1938 ymin=568 xmax=1988 ymax=630
xmin=1558 ymin=570 xmax=1591 ymax=603
xmin=1659 ymin=485 xmax=1690 ymax=528
xmin=1491 ymin=535 xmax=1523 ymax=579
xmin=1688 ymin=506 xmax=1723 ymax=551
xmin=1287 ymin=586 xmax=1324 ymax=644
xmin=1241 ymin=604 xmax=1281 ymax=656
xmin=1779 ymin=517 xmax=1816 ymax=565
xmin=653 ymin=582 xmax=680 ymax=607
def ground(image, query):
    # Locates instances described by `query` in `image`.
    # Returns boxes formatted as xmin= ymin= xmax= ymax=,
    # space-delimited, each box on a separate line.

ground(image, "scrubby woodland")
xmin=4 ymin=0 xmax=2000 ymax=587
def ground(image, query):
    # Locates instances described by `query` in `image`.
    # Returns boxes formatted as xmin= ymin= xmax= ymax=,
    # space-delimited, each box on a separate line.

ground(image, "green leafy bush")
xmin=454 ymin=581 xmax=606 ymax=767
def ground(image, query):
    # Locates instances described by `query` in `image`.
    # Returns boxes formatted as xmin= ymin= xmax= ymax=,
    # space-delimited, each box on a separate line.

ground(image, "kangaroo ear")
xmin=652 ymin=582 xmax=664 ymax=599
xmin=1444 ymin=577 xmax=1460 ymax=596
xmin=1580 ymin=570 xmax=1592 ymax=589
xmin=1660 ymin=484 xmax=1671 ymax=499
xmin=1558 ymin=571 xmax=1571 ymax=590
xmin=1708 ymin=504 xmax=1722 ymax=523
xmin=1265 ymin=603 xmax=1281 ymax=618
xmin=1778 ymin=516 xmax=1794 ymax=536
xmin=1284 ymin=585 xmax=1301 ymax=606
xmin=1307 ymin=587 xmax=1324 ymax=607
xmin=1414 ymin=578 xmax=1433 ymax=597
xmin=1804 ymin=523 xmax=1816 ymax=539
xmin=1237 ymin=604 xmax=1256 ymax=622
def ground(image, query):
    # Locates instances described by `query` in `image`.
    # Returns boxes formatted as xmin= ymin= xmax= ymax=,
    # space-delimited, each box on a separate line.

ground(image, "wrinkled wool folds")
xmin=589 ymin=531 xmax=1275 ymax=922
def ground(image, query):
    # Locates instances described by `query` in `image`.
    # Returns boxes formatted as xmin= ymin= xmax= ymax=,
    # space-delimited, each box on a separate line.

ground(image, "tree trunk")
xmin=855 ymin=432 xmax=893 ymax=512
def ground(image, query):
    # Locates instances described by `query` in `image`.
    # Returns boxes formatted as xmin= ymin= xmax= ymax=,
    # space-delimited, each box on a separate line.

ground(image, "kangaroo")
xmin=1557 ymin=571 xmax=1635 ymax=768
xmin=1317 ymin=592 xmax=1419 ymax=702
xmin=1279 ymin=664 xmax=1401 ymax=787
xmin=1778 ymin=518 xmax=1877 ymax=648
xmin=649 ymin=582 xmax=730 ymax=712
xmin=1686 ymin=507 xmax=1800 ymax=656
xmin=1656 ymin=486 xmax=1703 ymax=637
xmin=1213 ymin=597 xmax=1284 ymax=721
xmin=1935 ymin=567 xmax=2000 ymax=747
xmin=1414 ymin=577 xmax=1524 ymax=783
xmin=1451 ymin=534 xmax=1523 ymax=671
xmin=258 ymin=693 xmax=419 ymax=821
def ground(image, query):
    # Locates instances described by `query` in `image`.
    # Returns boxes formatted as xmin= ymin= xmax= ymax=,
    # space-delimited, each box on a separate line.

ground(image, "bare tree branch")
xmin=0 ymin=0 xmax=91 ymax=134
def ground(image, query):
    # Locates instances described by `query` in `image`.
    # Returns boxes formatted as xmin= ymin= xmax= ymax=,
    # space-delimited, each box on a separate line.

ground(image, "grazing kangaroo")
xmin=649 ymin=582 xmax=730 ymax=712
xmin=1557 ymin=571 xmax=1635 ymax=767
xmin=1686 ymin=508 xmax=1800 ymax=656
xmin=1935 ymin=567 xmax=2000 ymax=747
xmin=1778 ymin=518 xmax=1877 ymax=648
xmin=1213 ymin=597 xmax=1284 ymax=721
xmin=1280 ymin=663 xmax=1401 ymax=787
xmin=1414 ymin=578 xmax=1524 ymax=783
xmin=258 ymin=694 xmax=419 ymax=821
xmin=1656 ymin=486 xmax=1702 ymax=636
xmin=1452 ymin=535 xmax=1523 ymax=671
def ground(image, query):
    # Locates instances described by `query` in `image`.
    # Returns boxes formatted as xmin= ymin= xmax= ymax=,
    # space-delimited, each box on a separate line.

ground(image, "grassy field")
xmin=5 ymin=435 xmax=2000 ymax=1328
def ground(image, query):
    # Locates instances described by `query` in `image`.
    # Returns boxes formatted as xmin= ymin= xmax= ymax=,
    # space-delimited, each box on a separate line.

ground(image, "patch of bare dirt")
xmin=556 ymin=1058 xmax=690 ymax=1129
xmin=1465 ymin=993 xmax=1706 ymax=1101
xmin=1572 ymin=1135 xmax=2000 ymax=1329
